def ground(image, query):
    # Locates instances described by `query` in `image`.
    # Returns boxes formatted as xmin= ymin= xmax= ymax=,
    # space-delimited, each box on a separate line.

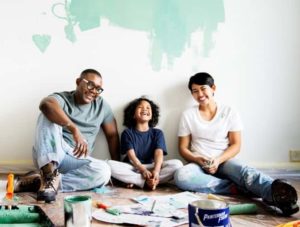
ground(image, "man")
xmin=15 ymin=69 xmax=120 ymax=203
xmin=174 ymin=72 xmax=299 ymax=216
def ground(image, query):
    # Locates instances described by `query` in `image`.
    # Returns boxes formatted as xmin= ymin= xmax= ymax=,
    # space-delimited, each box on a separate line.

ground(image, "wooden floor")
xmin=1 ymin=169 xmax=300 ymax=226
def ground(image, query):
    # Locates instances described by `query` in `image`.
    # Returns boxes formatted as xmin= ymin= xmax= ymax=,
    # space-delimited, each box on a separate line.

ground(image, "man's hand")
xmin=69 ymin=125 xmax=88 ymax=158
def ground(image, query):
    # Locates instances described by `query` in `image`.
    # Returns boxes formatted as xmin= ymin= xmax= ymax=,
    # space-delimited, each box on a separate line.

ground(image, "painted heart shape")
xmin=32 ymin=34 xmax=51 ymax=53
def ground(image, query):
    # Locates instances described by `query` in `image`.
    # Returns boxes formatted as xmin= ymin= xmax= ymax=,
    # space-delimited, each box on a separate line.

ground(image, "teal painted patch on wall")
xmin=39 ymin=0 xmax=224 ymax=70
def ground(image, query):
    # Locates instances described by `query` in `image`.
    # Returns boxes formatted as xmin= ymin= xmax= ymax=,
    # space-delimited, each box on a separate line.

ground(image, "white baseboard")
xmin=249 ymin=162 xmax=300 ymax=170
xmin=1 ymin=160 xmax=299 ymax=174
xmin=0 ymin=160 xmax=36 ymax=174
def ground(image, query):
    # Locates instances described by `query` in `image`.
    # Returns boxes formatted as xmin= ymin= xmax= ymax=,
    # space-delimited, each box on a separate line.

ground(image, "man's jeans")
xmin=32 ymin=114 xmax=111 ymax=192
xmin=174 ymin=159 xmax=274 ymax=202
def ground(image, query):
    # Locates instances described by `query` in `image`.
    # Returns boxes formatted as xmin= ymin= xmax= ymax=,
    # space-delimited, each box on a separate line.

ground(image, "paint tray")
xmin=0 ymin=205 xmax=54 ymax=226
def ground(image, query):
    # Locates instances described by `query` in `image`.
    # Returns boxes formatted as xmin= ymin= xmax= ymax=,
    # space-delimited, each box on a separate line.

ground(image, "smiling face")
xmin=134 ymin=100 xmax=152 ymax=124
xmin=191 ymin=84 xmax=216 ymax=106
xmin=75 ymin=72 xmax=103 ymax=104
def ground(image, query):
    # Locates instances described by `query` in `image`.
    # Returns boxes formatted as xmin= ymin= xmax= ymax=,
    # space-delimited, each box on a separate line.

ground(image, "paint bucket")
xmin=188 ymin=199 xmax=231 ymax=227
xmin=64 ymin=195 xmax=92 ymax=227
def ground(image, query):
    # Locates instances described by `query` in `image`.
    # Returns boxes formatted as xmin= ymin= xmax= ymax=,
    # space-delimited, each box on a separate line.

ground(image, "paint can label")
xmin=188 ymin=199 xmax=231 ymax=227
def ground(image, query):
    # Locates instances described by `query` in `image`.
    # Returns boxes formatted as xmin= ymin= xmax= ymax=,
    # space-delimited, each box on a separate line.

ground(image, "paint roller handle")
xmin=6 ymin=173 xmax=14 ymax=200
xmin=96 ymin=202 xmax=108 ymax=209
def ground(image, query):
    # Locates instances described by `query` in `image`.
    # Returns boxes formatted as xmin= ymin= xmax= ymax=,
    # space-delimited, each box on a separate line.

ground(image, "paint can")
xmin=188 ymin=199 xmax=231 ymax=227
xmin=64 ymin=195 xmax=92 ymax=227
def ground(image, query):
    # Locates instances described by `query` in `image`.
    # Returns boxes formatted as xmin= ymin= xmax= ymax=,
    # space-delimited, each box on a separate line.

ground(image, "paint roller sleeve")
xmin=0 ymin=210 xmax=40 ymax=224
xmin=229 ymin=203 xmax=258 ymax=215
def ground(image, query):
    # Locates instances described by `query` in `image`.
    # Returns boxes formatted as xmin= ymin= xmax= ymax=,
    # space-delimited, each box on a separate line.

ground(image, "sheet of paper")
xmin=93 ymin=192 xmax=199 ymax=226
xmin=132 ymin=191 xmax=200 ymax=209
xmin=114 ymin=203 xmax=187 ymax=219
xmin=92 ymin=209 xmax=188 ymax=227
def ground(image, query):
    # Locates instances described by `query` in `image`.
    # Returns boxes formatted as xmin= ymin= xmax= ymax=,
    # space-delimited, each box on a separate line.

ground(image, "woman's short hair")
xmin=188 ymin=72 xmax=214 ymax=91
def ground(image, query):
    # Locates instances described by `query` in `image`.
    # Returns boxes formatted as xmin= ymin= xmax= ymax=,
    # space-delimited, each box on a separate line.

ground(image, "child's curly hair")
xmin=123 ymin=97 xmax=160 ymax=128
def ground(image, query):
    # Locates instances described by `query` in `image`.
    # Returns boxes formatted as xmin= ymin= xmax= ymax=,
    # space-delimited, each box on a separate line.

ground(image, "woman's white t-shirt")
xmin=178 ymin=104 xmax=243 ymax=158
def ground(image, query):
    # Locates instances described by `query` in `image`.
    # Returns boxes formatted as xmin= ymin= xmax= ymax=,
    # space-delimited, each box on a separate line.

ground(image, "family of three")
xmin=14 ymin=69 xmax=298 ymax=216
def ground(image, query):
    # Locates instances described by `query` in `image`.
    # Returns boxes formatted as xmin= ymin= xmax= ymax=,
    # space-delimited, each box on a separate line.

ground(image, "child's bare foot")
xmin=152 ymin=180 xmax=159 ymax=190
xmin=126 ymin=183 xmax=134 ymax=188
xmin=146 ymin=178 xmax=159 ymax=190
xmin=111 ymin=178 xmax=136 ymax=189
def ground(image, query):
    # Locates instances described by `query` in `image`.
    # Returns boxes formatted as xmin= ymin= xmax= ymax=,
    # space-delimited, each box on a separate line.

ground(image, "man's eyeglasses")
xmin=82 ymin=79 xmax=104 ymax=94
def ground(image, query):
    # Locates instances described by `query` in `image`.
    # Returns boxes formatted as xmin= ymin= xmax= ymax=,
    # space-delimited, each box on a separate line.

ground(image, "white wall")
xmin=0 ymin=0 xmax=300 ymax=172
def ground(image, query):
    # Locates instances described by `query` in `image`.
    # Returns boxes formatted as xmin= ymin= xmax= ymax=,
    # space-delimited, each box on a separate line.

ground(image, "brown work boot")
xmin=37 ymin=162 xmax=60 ymax=203
xmin=14 ymin=171 xmax=42 ymax=193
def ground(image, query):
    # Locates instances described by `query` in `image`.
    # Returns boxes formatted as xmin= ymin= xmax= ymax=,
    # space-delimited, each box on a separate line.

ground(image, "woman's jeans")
xmin=174 ymin=159 xmax=274 ymax=202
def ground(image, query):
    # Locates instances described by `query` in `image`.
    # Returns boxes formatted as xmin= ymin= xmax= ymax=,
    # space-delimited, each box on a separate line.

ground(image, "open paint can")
xmin=188 ymin=199 xmax=231 ymax=227
xmin=64 ymin=195 xmax=92 ymax=227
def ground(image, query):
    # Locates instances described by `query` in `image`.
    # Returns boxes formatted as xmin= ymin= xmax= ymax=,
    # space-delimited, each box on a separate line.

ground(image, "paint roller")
xmin=207 ymin=193 xmax=258 ymax=215
xmin=0 ymin=174 xmax=40 ymax=224
xmin=0 ymin=174 xmax=55 ymax=225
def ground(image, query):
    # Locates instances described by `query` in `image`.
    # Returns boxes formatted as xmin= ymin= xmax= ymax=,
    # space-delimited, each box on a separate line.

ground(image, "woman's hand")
xmin=195 ymin=156 xmax=211 ymax=168
xmin=203 ymin=158 xmax=220 ymax=174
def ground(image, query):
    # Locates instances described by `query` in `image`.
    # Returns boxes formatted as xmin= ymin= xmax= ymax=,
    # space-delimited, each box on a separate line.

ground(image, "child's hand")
xmin=150 ymin=171 xmax=160 ymax=190
xmin=142 ymin=169 xmax=152 ymax=179
xmin=151 ymin=170 xmax=159 ymax=182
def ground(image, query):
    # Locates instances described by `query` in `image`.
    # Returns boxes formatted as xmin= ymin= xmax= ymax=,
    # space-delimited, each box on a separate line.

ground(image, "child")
xmin=108 ymin=97 xmax=183 ymax=190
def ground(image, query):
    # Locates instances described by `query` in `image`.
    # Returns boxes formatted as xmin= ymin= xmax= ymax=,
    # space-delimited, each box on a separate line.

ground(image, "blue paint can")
xmin=188 ymin=199 xmax=231 ymax=227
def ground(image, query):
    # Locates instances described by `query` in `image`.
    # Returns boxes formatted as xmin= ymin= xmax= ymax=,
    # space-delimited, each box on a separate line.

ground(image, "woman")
xmin=175 ymin=72 xmax=298 ymax=216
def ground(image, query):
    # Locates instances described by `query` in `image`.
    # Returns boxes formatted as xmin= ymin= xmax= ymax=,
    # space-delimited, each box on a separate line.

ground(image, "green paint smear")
xmin=51 ymin=0 xmax=224 ymax=70
xmin=50 ymin=134 xmax=56 ymax=151
xmin=32 ymin=34 xmax=51 ymax=53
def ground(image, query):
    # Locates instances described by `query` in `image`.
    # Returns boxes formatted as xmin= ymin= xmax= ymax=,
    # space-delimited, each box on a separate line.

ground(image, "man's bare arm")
xmin=102 ymin=119 xmax=120 ymax=161
xmin=39 ymin=97 xmax=88 ymax=157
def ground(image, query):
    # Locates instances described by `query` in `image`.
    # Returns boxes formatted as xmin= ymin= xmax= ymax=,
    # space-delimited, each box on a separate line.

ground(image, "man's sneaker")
xmin=14 ymin=171 xmax=41 ymax=193
xmin=37 ymin=163 xmax=60 ymax=203
xmin=272 ymin=179 xmax=299 ymax=216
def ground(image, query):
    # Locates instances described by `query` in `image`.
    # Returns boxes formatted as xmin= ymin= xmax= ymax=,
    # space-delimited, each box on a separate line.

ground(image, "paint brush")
xmin=96 ymin=202 xmax=121 ymax=216
xmin=2 ymin=173 xmax=16 ymax=210
xmin=6 ymin=173 xmax=14 ymax=201
xmin=151 ymin=200 xmax=156 ymax=212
